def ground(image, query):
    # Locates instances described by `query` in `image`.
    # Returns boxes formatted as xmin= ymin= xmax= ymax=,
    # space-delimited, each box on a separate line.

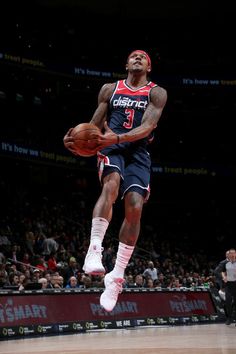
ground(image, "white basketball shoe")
xmin=82 ymin=245 xmax=105 ymax=275
xmin=100 ymin=272 xmax=124 ymax=312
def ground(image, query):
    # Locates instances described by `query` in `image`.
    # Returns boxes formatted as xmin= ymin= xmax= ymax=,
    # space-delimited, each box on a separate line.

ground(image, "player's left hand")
xmin=88 ymin=121 xmax=119 ymax=149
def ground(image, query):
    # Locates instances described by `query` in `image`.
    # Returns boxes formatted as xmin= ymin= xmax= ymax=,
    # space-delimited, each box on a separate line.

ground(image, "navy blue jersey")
xmin=97 ymin=80 xmax=158 ymax=200
xmin=108 ymin=79 xmax=158 ymax=148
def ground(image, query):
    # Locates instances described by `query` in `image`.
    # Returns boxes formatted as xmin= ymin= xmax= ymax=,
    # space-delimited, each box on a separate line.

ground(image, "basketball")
xmin=70 ymin=123 xmax=101 ymax=157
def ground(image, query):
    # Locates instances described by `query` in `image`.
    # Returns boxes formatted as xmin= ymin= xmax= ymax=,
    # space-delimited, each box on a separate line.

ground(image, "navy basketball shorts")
xmin=97 ymin=146 xmax=151 ymax=202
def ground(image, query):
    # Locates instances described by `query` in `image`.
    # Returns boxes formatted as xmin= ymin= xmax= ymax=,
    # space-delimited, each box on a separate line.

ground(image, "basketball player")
xmin=64 ymin=50 xmax=167 ymax=311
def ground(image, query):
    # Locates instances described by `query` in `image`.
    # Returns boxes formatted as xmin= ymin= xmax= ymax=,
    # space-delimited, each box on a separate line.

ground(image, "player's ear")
xmin=125 ymin=64 xmax=128 ymax=70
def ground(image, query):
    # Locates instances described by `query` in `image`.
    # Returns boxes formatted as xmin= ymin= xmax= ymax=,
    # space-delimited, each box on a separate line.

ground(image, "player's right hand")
xmin=63 ymin=128 xmax=78 ymax=155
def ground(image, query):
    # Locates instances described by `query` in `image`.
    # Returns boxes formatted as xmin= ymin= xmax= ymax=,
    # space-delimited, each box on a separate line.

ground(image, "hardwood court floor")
xmin=1 ymin=324 xmax=236 ymax=354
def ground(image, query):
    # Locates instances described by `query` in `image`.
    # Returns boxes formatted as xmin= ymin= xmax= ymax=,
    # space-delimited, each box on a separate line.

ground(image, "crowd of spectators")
xmin=0 ymin=170 xmax=223 ymax=293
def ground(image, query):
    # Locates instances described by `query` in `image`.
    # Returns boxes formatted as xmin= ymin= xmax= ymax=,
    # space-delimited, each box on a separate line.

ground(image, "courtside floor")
xmin=1 ymin=324 xmax=236 ymax=354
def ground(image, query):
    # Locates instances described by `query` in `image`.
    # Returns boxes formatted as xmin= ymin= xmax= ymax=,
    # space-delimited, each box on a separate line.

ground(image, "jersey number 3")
xmin=123 ymin=108 xmax=134 ymax=129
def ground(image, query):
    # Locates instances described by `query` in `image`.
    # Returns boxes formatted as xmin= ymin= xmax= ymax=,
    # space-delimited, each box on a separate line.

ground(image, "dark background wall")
xmin=0 ymin=1 xmax=235 ymax=256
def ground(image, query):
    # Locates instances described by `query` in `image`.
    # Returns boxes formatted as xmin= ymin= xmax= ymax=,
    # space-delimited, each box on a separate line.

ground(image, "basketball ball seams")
xmin=72 ymin=128 xmax=100 ymax=141
xmin=70 ymin=123 xmax=101 ymax=157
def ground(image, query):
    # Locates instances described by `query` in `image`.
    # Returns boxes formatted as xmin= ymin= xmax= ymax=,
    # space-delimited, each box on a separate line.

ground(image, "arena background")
xmin=0 ymin=0 xmax=235 ymax=263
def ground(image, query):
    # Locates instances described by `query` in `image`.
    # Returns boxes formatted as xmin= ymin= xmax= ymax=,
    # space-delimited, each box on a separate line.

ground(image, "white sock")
xmin=112 ymin=242 xmax=134 ymax=278
xmin=89 ymin=217 xmax=109 ymax=251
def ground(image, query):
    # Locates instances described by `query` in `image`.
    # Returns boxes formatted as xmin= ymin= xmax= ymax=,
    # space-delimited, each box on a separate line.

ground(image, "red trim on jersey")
xmin=113 ymin=80 xmax=157 ymax=97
